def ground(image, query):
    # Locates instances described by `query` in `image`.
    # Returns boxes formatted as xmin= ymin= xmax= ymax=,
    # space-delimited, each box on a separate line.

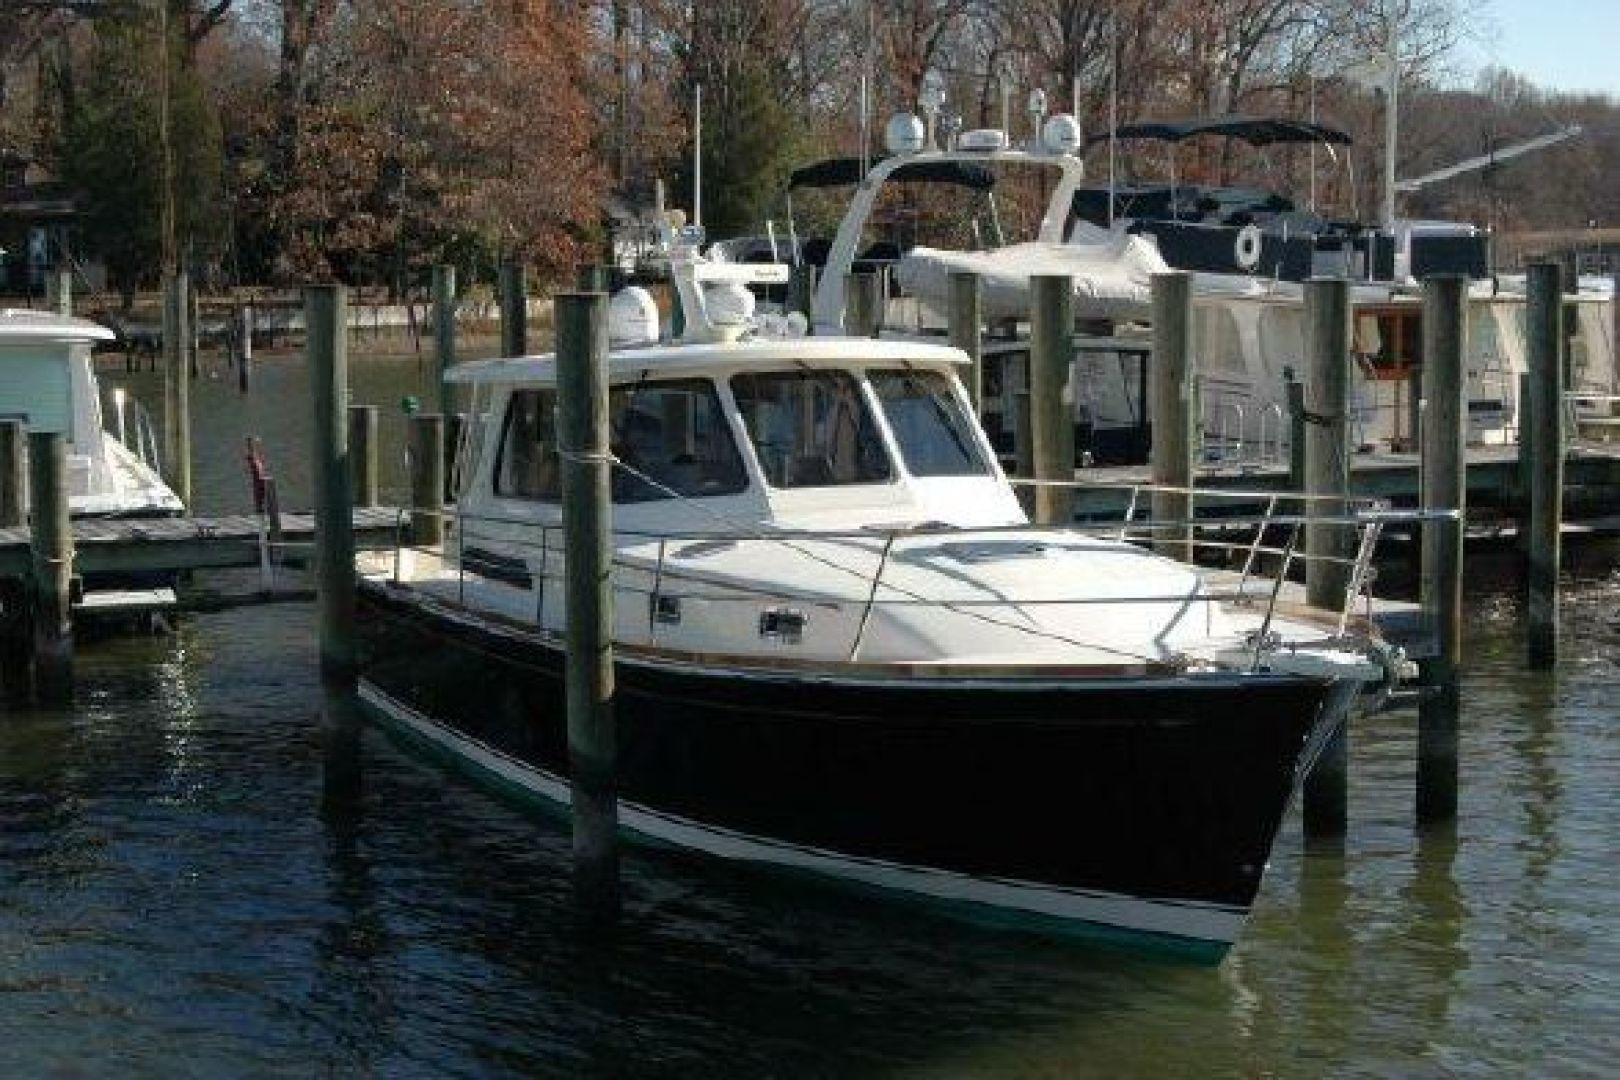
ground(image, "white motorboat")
xmin=354 ymin=222 xmax=1410 ymax=957
xmin=0 ymin=309 xmax=181 ymax=519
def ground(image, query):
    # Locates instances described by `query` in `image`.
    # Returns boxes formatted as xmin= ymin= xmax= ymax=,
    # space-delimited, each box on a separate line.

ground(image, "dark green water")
xmin=1 ymin=356 xmax=1616 ymax=1076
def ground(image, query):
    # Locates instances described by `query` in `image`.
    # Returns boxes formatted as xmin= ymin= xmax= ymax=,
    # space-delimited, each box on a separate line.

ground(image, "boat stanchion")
xmin=1525 ymin=261 xmax=1564 ymax=669
xmin=555 ymin=290 xmax=620 ymax=920
xmin=1417 ymin=273 xmax=1468 ymax=824
xmin=162 ymin=272 xmax=193 ymax=507
xmin=348 ymin=405 xmax=379 ymax=509
xmin=1302 ymin=276 xmax=1352 ymax=839
xmin=846 ymin=271 xmax=883 ymax=338
xmin=1031 ymin=274 xmax=1075 ymax=525
xmin=307 ymin=284 xmax=357 ymax=685
xmin=500 ymin=260 xmax=529 ymax=357
xmin=1149 ymin=271 xmax=1194 ymax=556
xmin=27 ymin=431 xmax=73 ymax=706
xmin=408 ymin=414 xmax=445 ymax=548
xmin=948 ymin=271 xmax=984 ymax=413
xmin=432 ymin=264 xmax=457 ymax=416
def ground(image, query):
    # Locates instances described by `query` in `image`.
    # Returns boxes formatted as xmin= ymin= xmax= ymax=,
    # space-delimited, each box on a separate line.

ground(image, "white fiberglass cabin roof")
xmin=446 ymin=335 xmax=970 ymax=387
xmin=0 ymin=309 xmax=116 ymax=346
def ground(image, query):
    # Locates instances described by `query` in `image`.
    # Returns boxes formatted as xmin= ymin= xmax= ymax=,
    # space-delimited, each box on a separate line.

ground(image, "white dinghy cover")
xmin=895 ymin=232 xmax=1170 ymax=322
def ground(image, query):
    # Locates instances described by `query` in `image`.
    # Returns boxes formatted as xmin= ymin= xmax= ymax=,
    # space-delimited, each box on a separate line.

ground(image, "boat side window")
xmin=607 ymin=379 xmax=747 ymax=503
xmin=494 ymin=389 xmax=562 ymax=500
xmin=730 ymin=370 xmax=892 ymax=488
xmin=867 ymin=369 xmax=990 ymax=477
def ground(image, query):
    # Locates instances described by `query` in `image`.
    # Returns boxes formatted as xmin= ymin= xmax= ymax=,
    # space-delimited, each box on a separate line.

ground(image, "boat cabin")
xmin=0 ymin=309 xmax=177 ymax=516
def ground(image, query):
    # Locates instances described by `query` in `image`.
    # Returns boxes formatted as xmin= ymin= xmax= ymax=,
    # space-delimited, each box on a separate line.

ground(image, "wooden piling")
xmin=432 ymin=264 xmax=456 ymax=415
xmin=1149 ymin=272 xmax=1194 ymax=558
xmin=348 ymin=405 xmax=379 ymax=508
xmin=236 ymin=304 xmax=253 ymax=394
xmin=46 ymin=269 xmax=71 ymax=316
xmin=162 ymin=272 xmax=192 ymax=505
xmin=846 ymin=271 xmax=882 ymax=338
xmin=1525 ymin=261 xmax=1564 ymax=669
xmin=1030 ymin=275 xmax=1075 ymax=525
xmin=499 ymin=260 xmax=528 ymax=357
xmin=949 ymin=271 xmax=984 ymax=411
xmin=408 ymin=414 xmax=445 ymax=548
xmin=1417 ymin=274 xmax=1467 ymax=824
xmin=1286 ymin=376 xmax=1307 ymax=489
xmin=0 ymin=420 xmax=24 ymax=527
xmin=554 ymin=290 xmax=619 ymax=917
xmin=27 ymin=431 xmax=73 ymax=705
xmin=306 ymin=285 xmax=356 ymax=684
xmin=1301 ymin=276 xmax=1351 ymax=839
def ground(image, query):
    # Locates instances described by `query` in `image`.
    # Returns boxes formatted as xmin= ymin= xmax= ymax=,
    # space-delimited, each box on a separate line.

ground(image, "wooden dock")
xmin=0 ymin=507 xmax=403 ymax=579
xmin=1065 ymin=443 xmax=1620 ymax=528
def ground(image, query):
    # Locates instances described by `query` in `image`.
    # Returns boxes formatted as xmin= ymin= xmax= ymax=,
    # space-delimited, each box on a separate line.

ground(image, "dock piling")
xmin=1149 ymin=272 xmax=1194 ymax=557
xmin=576 ymin=264 xmax=611 ymax=292
xmin=408 ymin=415 xmax=445 ymax=548
xmin=1525 ymin=261 xmax=1564 ymax=669
xmin=162 ymin=273 xmax=193 ymax=505
xmin=1417 ymin=274 xmax=1467 ymax=824
xmin=949 ymin=271 xmax=984 ymax=411
xmin=348 ymin=405 xmax=379 ymax=509
xmin=236 ymin=304 xmax=253 ymax=394
xmin=432 ymin=264 xmax=456 ymax=415
xmin=500 ymin=261 xmax=529 ymax=357
xmin=846 ymin=271 xmax=883 ymax=338
xmin=27 ymin=431 xmax=73 ymax=706
xmin=307 ymin=285 xmax=356 ymax=684
xmin=46 ymin=269 xmax=71 ymax=316
xmin=555 ymin=290 xmax=620 ymax=918
xmin=1286 ymin=376 xmax=1306 ymax=489
xmin=0 ymin=420 xmax=24 ymax=527
xmin=1301 ymin=276 xmax=1351 ymax=839
xmin=1031 ymin=275 xmax=1075 ymax=525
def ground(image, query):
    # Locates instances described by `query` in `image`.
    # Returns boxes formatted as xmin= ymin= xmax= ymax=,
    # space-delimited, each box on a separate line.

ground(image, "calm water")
xmin=1 ymin=355 xmax=1616 ymax=1076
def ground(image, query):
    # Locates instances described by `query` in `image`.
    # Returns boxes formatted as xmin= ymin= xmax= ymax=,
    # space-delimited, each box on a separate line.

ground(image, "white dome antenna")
xmin=885 ymin=113 xmax=926 ymax=155
xmin=1041 ymin=113 xmax=1083 ymax=155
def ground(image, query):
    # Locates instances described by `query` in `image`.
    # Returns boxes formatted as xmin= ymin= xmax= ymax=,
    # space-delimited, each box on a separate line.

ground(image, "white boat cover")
xmin=895 ymin=234 xmax=1171 ymax=321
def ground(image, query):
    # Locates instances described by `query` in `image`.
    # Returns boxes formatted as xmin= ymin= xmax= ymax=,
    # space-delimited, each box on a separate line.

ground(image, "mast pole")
xmin=1108 ymin=4 xmax=1118 ymax=227
xmin=1382 ymin=5 xmax=1399 ymax=229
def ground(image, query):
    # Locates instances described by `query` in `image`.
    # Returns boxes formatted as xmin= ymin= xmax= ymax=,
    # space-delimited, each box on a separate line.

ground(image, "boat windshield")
xmin=867 ymin=369 xmax=990 ymax=477
xmin=730 ymin=370 xmax=892 ymax=488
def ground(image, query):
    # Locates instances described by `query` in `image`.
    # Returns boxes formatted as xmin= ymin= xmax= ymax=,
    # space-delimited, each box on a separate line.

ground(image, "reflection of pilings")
xmin=1406 ymin=819 xmax=1466 ymax=1041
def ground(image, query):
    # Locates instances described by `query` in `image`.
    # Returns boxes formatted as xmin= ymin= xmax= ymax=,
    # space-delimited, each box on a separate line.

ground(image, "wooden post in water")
xmin=1030 ymin=275 xmax=1074 ymax=525
xmin=27 ymin=431 xmax=73 ymax=705
xmin=1301 ymin=276 xmax=1351 ymax=839
xmin=46 ymin=268 xmax=71 ymax=316
xmin=554 ymin=290 xmax=619 ymax=918
xmin=500 ymin=260 xmax=528 ymax=357
xmin=846 ymin=271 xmax=882 ymax=338
xmin=236 ymin=304 xmax=253 ymax=394
xmin=949 ymin=271 xmax=984 ymax=412
xmin=307 ymin=285 xmax=356 ymax=684
xmin=1149 ymin=272 xmax=1194 ymax=558
xmin=0 ymin=420 xmax=24 ymax=527
xmin=1525 ymin=261 xmax=1564 ymax=669
xmin=1286 ymin=376 xmax=1307 ymax=489
xmin=408 ymin=414 xmax=445 ymax=547
xmin=162 ymin=273 xmax=192 ymax=505
xmin=348 ymin=405 xmax=379 ymax=508
xmin=1417 ymin=274 xmax=1467 ymax=824
xmin=432 ymin=264 xmax=456 ymax=415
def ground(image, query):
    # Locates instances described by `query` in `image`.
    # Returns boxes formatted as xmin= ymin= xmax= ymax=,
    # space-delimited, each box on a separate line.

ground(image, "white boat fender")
xmin=1234 ymin=225 xmax=1263 ymax=271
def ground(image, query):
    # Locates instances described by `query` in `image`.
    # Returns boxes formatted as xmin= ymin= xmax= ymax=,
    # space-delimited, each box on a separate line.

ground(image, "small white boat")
xmin=0 ymin=309 xmax=181 ymax=518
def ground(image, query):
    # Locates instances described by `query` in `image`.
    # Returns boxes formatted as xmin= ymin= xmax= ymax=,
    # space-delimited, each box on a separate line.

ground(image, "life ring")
xmin=1234 ymin=225 xmax=1263 ymax=271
